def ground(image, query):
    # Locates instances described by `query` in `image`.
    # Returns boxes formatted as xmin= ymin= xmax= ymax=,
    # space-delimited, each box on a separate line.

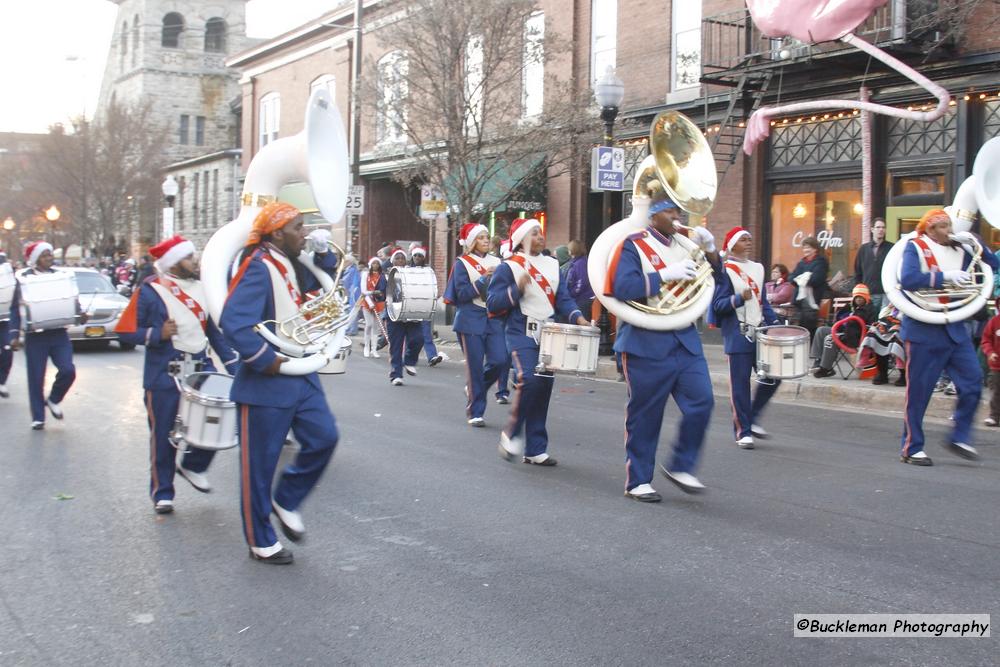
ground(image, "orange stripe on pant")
xmin=145 ymin=390 xmax=159 ymax=500
xmin=239 ymin=405 xmax=256 ymax=546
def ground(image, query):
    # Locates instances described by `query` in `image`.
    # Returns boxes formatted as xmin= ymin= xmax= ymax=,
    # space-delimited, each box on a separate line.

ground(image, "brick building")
xmin=225 ymin=0 xmax=1000 ymax=288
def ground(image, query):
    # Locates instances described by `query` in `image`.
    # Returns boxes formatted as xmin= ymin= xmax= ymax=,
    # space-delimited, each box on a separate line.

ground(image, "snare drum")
xmin=170 ymin=372 xmax=238 ymax=451
xmin=0 ymin=264 xmax=14 ymax=323
xmin=536 ymin=322 xmax=600 ymax=375
xmin=755 ymin=325 xmax=809 ymax=379
xmin=17 ymin=270 xmax=80 ymax=332
xmin=386 ymin=267 xmax=438 ymax=322
xmin=319 ymin=338 xmax=352 ymax=374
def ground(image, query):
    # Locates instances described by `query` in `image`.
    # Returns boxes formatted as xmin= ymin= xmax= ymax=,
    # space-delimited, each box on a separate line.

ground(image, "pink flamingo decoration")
xmin=742 ymin=0 xmax=951 ymax=155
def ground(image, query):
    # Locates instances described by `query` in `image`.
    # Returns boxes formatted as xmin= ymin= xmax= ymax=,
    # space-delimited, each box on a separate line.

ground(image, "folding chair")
xmin=830 ymin=315 xmax=866 ymax=379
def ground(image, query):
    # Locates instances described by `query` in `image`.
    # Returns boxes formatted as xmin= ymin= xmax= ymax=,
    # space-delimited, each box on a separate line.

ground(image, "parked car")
xmin=65 ymin=267 xmax=134 ymax=349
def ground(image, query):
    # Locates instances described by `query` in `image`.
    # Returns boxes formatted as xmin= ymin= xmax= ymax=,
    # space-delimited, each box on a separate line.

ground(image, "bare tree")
xmin=31 ymin=100 xmax=170 ymax=258
xmin=906 ymin=0 xmax=1000 ymax=55
xmin=364 ymin=0 xmax=596 ymax=232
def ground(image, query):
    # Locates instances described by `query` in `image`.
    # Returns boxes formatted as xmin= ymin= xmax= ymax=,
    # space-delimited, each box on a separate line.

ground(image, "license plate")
xmin=84 ymin=326 xmax=106 ymax=337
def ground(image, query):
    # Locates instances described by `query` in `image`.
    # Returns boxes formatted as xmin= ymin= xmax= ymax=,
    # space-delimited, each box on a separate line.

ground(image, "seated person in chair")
xmin=811 ymin=284 xmax=877 ymax=378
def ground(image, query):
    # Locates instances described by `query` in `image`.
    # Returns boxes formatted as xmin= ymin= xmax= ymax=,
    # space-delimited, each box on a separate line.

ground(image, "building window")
xmin=162 ymin=12 xmax=183 ymax=48
xmin=886 ymin=112 xmax=958 ymax=159
xmin=310 ymin=74 xmax=335 ymax=100
xmin=259 ymin=93 xmax=280 ymax=149
xmin=204 ymin=17 xmax=226 ymax=53
xmin=770 ymin=179 xmax=863 ymax=280
xmin=769 ymin=117 xmax=862 ymax=169
xmin=590 ymin=0 xmax=616 ymax=84
xmin=195 ymin=116 xmax=205 ymax=146
xmin=376 ymin=52 xmax=408 ymax=144
xmin=465 ymin=36 xmax=484 ymax=133
xmin=522 ymin=12 xmax=545 ymax=118
xmin=132 ymin=15 xmax=139 ymax=67
xmin=212 ymin=169 xmax=219 ymax=228
xmin=177 ymin=177 xmax=185 ymax=230
xmin=179 ymin=114 xmax=190 ymax=144
xmin=202 ymin=170 xmax=210 ymax=228
xmin=120 ymin=21 xmax=128 ymax=66
xmin=672 ymin=0 xmax=701 ymax=90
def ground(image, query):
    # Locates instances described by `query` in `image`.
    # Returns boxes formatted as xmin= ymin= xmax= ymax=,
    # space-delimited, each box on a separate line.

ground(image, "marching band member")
xmin=487 ymin=217 xmax=588 ymax=465
xmin=493 ymin=239 xmax=513 ymax=404
xmin=115 ymin=236 xmax=238 ymax=514
xmin=608 ymin=199 xmax=719 ymax=502
xmin=898 ymin=209 xmax=997 ymax=466
xmin=712 ymin=227 xmax=781 ymax=449
xmin=222 ymin=203 xmax=340 ymax=565
xmin=7 ymin=241 xmax=83 ymax=430
xmin=410 ymin=246 xmax=445 ymax=367
xmin=360 ymin=257 xmax=386 ymax=358
xmin=0 ymin=252 xmax=14 ymax=399
xmin=444 ymin=223 xmax=506 ymax=427
xmin=385 ymin=248 xmax=424 ymax=386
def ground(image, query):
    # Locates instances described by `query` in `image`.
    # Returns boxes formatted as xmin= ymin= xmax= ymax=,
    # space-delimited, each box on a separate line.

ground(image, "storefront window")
xmin=770 ymin=180 xmax=863 ymax=282
xmin=892 ymin=174 xmax=944 ymax=198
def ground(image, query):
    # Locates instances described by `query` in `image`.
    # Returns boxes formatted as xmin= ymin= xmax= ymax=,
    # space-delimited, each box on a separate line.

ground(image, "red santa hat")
xmin=499 ymin=239 xmax=512 ymax=259
xmin=509 ymin=217 xmax=542 ymax=252
xmin=367 ymin=256 xmax=381 ymax=269
xmin=459 ymin=222 xmax=488 ymax=250
xmin=390 ymin=247 xmax=408 ymax=263
xmin=24 ymin=241 xmax=54 ymax=267
xmin=723 ymin=227 xmax=750 ymax=253
xmin=411 ymin=246 xmax=427 ymax=257
xmin=150 ymin=235 xmax=196 ymax=273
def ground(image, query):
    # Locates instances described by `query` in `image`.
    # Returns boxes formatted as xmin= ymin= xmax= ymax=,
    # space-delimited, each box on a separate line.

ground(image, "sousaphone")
xmin=587 ymin=110 xmax=718 ymax=331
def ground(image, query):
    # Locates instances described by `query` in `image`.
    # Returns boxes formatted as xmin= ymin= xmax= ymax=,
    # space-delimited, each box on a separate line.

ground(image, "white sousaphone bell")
xmin=201 ymin=88 xmax=357 ymax=375
xmin=882 ymin=136 xmax=1000 ymax=324
xmin=587 ymin=110 xmax=718 ymax=330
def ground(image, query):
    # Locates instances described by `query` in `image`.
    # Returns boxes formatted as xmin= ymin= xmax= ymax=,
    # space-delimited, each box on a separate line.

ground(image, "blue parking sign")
xmin=591 ymin=146 xmax=625 ymax=191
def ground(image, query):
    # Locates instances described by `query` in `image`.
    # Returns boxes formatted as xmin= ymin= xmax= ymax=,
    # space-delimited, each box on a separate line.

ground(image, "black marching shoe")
xmin=428 ymin=354 xmax=443 ymax=367
xmin=813 ymin=367 xmax=835 ymax=378
xmin=944 ymin=441 xmax=979 ymax=461
xmin=625 ymin=484 xmax=662 ymax=503
xmin=248 ymin=548 xmax=294 ymax=565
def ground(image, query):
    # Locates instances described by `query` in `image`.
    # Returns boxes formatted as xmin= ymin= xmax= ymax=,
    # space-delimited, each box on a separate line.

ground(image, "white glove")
xmin=943 ymin=269 xmax=971 ymax=285
xmin=660 ymin=259 xmax=698 ymax=282
xmin=690 ymin=225 xmax=716 ymax=253
xmin=306 ymin=228 xmax=332 ymax=254
xmin=952 ymin=230 xmax=977 ymax=253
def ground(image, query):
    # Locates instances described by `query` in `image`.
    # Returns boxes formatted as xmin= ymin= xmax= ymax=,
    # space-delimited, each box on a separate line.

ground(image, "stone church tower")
xmin=97 ymin=0 xmax=260 ymax=163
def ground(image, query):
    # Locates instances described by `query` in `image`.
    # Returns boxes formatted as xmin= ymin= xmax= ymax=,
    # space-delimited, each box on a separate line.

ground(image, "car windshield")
xmin=74 ymin=272 xmax=116 ymax=294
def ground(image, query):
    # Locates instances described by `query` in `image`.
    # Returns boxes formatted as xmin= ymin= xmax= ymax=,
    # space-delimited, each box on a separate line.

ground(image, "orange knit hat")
xmin=915 ymin=208 xmax=949 ymax=236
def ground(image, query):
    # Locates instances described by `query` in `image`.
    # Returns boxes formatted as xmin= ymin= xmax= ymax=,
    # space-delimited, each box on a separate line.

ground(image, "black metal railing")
xmin=701 ymin=2 xmax=911 ymax=76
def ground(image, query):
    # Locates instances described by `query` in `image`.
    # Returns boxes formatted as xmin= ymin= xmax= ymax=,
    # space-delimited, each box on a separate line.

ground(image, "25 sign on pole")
xmin=346 ymin=185 xmax=365 ymax=215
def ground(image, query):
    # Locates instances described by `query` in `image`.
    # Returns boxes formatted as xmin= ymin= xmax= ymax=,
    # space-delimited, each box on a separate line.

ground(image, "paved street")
xmin=0 ymin=344 xmax=997 ymax=665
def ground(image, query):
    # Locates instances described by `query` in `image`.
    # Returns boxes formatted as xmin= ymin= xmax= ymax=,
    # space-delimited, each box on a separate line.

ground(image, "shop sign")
xmin=792 ymin=229 xmax=843 ymax=249
xmin=507 ymin=199 xmax=544 ymax=211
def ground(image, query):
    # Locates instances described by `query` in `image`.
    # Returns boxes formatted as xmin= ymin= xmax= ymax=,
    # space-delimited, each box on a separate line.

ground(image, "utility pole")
xmin=348 ymin=0 xmax=364 ymax=255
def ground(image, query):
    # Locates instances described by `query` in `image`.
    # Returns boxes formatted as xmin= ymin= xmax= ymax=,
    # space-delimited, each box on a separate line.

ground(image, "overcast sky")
xmin=0 ymin=0 xmax=337 ymax=133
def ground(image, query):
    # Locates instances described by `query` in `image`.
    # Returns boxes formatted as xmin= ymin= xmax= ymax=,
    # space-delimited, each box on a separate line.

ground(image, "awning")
xmin=443 ymin=157 xmax=547 ymax=213
xmin=278 ymin=182 xmax=319 ymax=214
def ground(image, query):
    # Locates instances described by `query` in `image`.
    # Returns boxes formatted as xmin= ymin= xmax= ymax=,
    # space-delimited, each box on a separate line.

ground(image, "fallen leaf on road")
xmin=53 ymin=493 xmax=74 ymax=501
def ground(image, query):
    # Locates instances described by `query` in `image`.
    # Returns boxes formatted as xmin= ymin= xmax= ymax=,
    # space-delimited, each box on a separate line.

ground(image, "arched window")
xmin=376 ymin=52 xmax=408 ymax=144
xmin=120 ymin=21 xmax=128 ymax=62
xmin=162 ymin=12 xmax=184 ymax=48
xmin=309 ymin=74 xmax=336 ymax=100
xmin=259 ymin=92 xmax=281 ymax=149
xmin=204 ymin=17 xmax=227 ymax=53
xmin=132 ymin=15 xmax=139 ymax=66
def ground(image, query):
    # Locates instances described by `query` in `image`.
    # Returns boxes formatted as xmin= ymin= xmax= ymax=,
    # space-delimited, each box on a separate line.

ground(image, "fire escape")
xmin=699 ymin=2 xmax=922 ymax=186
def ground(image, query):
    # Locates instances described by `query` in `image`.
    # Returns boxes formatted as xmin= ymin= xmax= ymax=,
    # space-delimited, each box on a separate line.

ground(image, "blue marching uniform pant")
xmin=0 ymin=321 xmax=13 ymax=386
xmin=621 ymin=348 xmax=713 ymax=491
xmin=420 ymin=320 xmax=438 ymax=361
xmin=901 ymin=338 xmax=981 ymax=455
xmin=457 ymin=329 xmax=506 ymax=419
xmin=505 ymin=345 xmax=555 ymax=457
xmin=387 ymin=319 xmax=423 ymax=379
xmin=144 ymin=388 xmax=215 ymax=503
xmin=238 ymin=382 xmax=338 ymax=549
xmin=727 ymin=352 xmax=780 ymax=439
xmin=24 ymin=329 xmax=76 ymax=422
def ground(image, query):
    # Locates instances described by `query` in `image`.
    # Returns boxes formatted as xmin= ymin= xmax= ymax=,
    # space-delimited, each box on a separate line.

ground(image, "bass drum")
xmin=386 ymin=267 xmax=438 ymax=322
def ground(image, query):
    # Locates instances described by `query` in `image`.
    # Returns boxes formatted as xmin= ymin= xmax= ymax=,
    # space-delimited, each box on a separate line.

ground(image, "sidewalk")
xmin=428 ymin=318 xmax=975 ymax=422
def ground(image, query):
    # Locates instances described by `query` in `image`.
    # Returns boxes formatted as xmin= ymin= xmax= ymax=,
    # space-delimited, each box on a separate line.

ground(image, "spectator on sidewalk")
xmin=789 ymin=237 xmax=829 ymax=339
xmin=860 ymin=303 xmax=907 ymax=386
xmin=854 ymin=217 xmax=893 ymax=313
xmin=979 ymin=298 xmax=1000 ymax=426
xmin=811 ymin=284 xmax=877 ymax=378
xmin=565 ymin=240 xmax=594 ymax=316
xmin=765 ymin=263 xmax=795 ymax=320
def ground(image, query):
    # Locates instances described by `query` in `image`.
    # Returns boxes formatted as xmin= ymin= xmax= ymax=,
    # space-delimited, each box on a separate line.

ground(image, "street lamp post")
xmin=161 ymin=175 xmax=179 ymax=241
xmin=2 ymin=216 xmax=15 ymax=257
xmin=45 ymin=205 xmax=61 ymax=245
xmin=593 ymin=67 xmax=625 ymax=356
